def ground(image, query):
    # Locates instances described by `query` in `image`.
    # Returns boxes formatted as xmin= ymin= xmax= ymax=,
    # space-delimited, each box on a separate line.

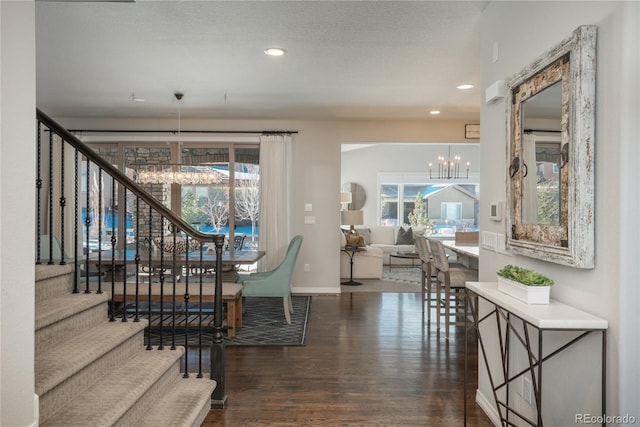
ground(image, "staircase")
xmin=35 ymin=264 xmax=216 ymax=427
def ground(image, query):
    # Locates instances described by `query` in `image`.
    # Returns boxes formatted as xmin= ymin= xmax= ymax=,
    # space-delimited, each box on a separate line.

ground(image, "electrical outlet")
xmin=304 ymin=264 xmax=310 ymax=272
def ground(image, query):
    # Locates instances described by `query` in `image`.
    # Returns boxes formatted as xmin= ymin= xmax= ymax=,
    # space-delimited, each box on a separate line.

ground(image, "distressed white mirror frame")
xmin=506 ymin=25 xmax=596 ymax=268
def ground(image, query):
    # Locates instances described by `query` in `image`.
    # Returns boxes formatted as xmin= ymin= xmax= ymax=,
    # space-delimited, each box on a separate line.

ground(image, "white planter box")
xmin=497 ymin=277 xmax=550 ymax=305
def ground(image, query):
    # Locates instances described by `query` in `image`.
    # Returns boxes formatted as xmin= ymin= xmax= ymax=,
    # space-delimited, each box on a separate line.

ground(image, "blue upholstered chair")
xmin=241 ymin=235 xmax=303 ymax=324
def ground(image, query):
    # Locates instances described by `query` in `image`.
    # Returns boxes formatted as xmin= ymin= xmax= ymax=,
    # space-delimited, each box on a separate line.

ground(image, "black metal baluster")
xmin=146 ymin=204 xmax=153 ymax=350
xmin=198 ymin=244 xmax=204 ymax=378
xmin=211 ymin=234 xmax=226 ymax=404
xmin=109 ymin=176 xmax=116 ymax=322
xmin=183 ymin=236 xmax=191 ymax=378
xmin=121 ymin=187 xmax=128 ymax=323
xmin=73 ymin=149 xmax=79 ymax=293
xmin=97 ymin=168 xmax=103 ymax=294
xmin=134 ymin=196 xmax=141 ymax=322
xmin=156 ymin=217 xmax=165 ymax=351
xmin=171 ymin=226 xmax=177 ymax=350
xmin=36 ymin=121 xmax=43 ymax=264
xmin=47 ymin=129 xmax=54 ymax=265
xmin=84 ymin=160 xmax=92 ymax=293
xmin=59 ymin=136 xmax=66 ymax=265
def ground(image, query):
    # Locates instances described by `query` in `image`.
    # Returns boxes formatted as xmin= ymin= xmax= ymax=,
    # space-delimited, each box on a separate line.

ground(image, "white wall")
xmin=480 ymin=1 xmax=639 ymax=424
xmin=1 ymin=1 xmax=38 ymax=426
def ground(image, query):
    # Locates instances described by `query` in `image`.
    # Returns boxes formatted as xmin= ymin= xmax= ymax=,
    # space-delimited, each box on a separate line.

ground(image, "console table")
xmin=464 ymin=282 xmax=608 ymax=427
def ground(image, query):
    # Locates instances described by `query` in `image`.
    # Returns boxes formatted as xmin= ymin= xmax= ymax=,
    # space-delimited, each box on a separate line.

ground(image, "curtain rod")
xmin=524 ymin=129 xmax=561 ymax=133
xmin=67 ymin=129 xmax=298 ymax=135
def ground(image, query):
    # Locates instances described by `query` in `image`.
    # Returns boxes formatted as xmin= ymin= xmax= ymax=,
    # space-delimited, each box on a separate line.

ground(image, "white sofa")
xmin=354 ymin=225 xmax=430 ymax=265
xmin=340 ymin=225 xmax=435 ymax=280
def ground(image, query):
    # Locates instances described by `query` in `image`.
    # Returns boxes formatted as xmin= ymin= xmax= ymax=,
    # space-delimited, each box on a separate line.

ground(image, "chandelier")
xmin=134 ymin=92 xmax=224 ymax=185
xmin=136 ymin=165 xmax=223 ymax=185
xmin=428 ymin=145 xmax=469 ymax=179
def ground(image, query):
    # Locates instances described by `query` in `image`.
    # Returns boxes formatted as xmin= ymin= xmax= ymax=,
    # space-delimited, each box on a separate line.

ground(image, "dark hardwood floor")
xmin=201 ymin=292 xmax=493 ymax=426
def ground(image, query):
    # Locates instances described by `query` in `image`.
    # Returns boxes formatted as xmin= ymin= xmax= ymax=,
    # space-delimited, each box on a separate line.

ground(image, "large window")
xmin=379 ymin=174 xmax=479 ymax=235
xmin=86 ymin=141 xmax=259 ymax=251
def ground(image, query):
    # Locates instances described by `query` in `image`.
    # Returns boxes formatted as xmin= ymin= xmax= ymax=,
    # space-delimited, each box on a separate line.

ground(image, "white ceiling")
xmin=35 ymin=1 xmax=487 ymax=121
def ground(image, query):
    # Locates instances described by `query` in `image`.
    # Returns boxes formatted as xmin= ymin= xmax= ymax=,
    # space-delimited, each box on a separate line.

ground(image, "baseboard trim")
xmin=475 ymin=389 xmax=500 ymax=426
xmin=33 ymin=393 xmax=40 ymax=426
xmin=291 ymin=286 xmax=341 ymax=295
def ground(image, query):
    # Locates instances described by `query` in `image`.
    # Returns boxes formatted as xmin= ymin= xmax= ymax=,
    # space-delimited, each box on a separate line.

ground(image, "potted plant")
xmin=496 ymin=264 xmax=554 ymax=304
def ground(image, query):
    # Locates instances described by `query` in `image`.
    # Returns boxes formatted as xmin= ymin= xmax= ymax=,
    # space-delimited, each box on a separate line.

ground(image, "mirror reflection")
xmin=520 ymin=134 xmax=562 ymax=225
xmin=341 ymin=182 xmax=366 ymax=211
xmin=520 ymin=82 xmax=563 ymax=226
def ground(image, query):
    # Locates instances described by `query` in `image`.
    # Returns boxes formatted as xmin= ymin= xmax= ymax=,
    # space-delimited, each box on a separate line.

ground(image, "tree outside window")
xmin=234 ymin=163 xmax=260 ymax=244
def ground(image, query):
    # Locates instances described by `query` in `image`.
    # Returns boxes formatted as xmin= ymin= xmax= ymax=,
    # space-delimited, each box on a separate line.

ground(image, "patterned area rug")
xmin=145 ymin=296 xmax=311 ymax=347
xmin=226 ymin=296 xmax=311 ymax=346
xmin=341 ymin=267 xmax=422 ymax=293
xmin=382 ymin=267 xmax=422 ymax=284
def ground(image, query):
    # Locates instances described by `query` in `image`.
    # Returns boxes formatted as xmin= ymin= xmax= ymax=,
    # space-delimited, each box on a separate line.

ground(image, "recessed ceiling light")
xmin=131 ymin=93 xmax=145 ymax=102
xmin=264 ymin=47 xmax=286 ymax=57
xmin=429 ymin=110 xmax=441 ymax=115
xmin=456 ymin=84 xmax=474 ymax=90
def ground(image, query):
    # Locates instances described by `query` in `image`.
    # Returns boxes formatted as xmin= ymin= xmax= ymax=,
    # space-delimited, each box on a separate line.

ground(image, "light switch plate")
xmin=304 ymin=204 xmax=313 ymax=212
xmin=481 ymin=231 xmax=497 ymax=251
xmin=304 ymin=216 xmax=316 ymax=224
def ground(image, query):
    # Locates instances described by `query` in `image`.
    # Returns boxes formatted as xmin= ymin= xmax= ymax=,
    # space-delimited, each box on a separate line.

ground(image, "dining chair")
xmin=241 ymin=235 xmax=303 ymax=324
xmin=226 ymin=234 xmax=246 ymax=252
xmin=428 ymin=238 xmax=478 ymax=339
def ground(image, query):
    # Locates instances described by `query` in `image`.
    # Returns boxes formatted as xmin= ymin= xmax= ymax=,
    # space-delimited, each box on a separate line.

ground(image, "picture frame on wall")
xmin=465 ymin=124 xmax=480 ymax=139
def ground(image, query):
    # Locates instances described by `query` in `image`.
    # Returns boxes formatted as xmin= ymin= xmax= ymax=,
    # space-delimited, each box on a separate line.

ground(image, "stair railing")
xmin=35 ymin=108 xmax=227 ymax=404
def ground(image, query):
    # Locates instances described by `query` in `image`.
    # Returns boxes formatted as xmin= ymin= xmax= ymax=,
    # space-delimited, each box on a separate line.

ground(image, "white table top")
xmin=466 ymin=282 xmax=608 ymax=330
xmin=443 ymin=241 xmax=480 ymax=258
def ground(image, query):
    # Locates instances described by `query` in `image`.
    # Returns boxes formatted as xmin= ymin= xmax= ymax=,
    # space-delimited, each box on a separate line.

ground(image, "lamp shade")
xmin=341 ymin=210 xmax=363 ymax=226
xmin=340 ymin=192 xmax=352 ymax=204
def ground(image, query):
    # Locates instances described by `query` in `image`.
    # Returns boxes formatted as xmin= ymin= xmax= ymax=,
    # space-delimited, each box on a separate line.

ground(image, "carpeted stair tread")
xmin=35 ymin=264 xmax=74 ymax=282
xmin=35 ymin=292 xmax=109 ymax=331
xmin=36 ymin=320 xmax=148 ymax=396
xmin=41 ymin=348 xmax=185 ymax=427
xmin=137 ymin=377 xmax=217 ymax=427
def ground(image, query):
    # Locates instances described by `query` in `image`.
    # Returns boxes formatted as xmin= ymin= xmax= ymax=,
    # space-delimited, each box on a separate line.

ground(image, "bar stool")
xmin=428 ymin=238 xmax=478 ymax=339
xmin=414 ymin=235 xmax=436 ymax=323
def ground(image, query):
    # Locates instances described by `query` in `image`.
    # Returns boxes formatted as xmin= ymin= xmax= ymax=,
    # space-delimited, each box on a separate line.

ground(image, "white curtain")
xmin=257 ymin=133 xmax=293 ymax=271
xmin=521 ymin=133 xmax=538 ymax=223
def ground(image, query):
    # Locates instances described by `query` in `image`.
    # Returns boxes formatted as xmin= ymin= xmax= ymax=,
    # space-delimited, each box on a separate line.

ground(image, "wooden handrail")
xmin=36 ymin=108 xmax=215 ymax=243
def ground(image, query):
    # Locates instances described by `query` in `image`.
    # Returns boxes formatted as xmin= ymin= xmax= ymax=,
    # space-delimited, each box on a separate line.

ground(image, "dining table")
xmin=87 ymin=248 xmax=265 ymax=267
xmin=86 ymin=249 xmax=265 ymax=281
xmin=443 ymin=240 xmax=479 ymax=270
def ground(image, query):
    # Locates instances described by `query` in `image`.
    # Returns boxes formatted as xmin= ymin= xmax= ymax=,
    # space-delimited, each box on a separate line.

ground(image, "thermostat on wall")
xmin=490 ymin=202 xmax=503 ymax=221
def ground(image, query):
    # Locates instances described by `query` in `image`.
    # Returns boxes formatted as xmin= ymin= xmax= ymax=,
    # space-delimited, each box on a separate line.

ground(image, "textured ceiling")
xmin=35 ymin=1 xmax=486 ymax=121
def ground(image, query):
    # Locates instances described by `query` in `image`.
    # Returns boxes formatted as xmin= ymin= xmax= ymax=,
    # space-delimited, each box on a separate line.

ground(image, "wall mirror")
xmin=506 ymin=25 xmax=596 ymax=268
xmin=341 ymin=182 xmax=366 ymax=210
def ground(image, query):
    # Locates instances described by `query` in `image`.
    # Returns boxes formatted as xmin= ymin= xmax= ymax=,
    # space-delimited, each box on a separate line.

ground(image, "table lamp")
xmin=341 ymin=210 xmax=363 ymax=234
xmin=340 ymin=191 xmax=352 ymax=210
